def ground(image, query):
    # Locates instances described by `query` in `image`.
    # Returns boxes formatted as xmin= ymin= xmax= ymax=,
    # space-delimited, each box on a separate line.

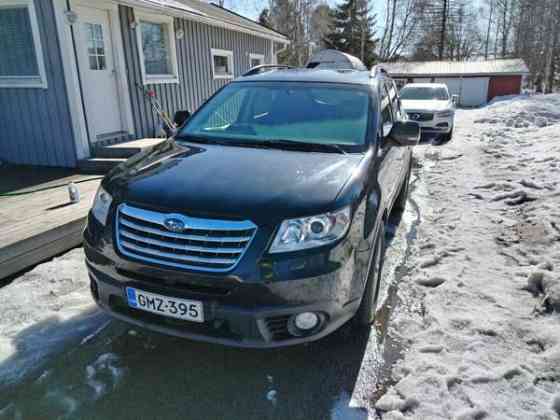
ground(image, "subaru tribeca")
xmin=83 ymin=66 xmax=419 ymax=347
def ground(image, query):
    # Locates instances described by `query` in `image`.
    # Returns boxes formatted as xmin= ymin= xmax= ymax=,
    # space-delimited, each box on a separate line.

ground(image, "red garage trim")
xmin=488 ymin=76 xmax=522 ymax=101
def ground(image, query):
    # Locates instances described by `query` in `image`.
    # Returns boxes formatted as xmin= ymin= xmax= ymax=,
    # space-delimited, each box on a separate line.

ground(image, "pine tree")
xmin=324 ymin=0 xmax=378 ymax=67
xmin=258 ymin=8 xmax=271 ymax=29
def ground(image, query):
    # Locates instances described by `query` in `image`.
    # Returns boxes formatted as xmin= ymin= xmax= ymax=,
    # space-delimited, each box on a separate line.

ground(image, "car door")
xmin=376 ymin=82 xmax=405 ymax=211
xmin=388 ymin=80 xmax=411 ymax=179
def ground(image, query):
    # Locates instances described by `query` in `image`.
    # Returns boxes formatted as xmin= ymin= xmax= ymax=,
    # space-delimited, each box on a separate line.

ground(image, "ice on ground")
xmin=0 ymin=249 xmax=109 ymax=386
xmin=378 ymin=94 xmax=560 ymax=419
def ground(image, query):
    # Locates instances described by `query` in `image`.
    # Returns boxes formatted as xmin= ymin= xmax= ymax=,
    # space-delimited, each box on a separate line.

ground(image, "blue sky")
xmin=224 ymin=0 xmax=484 ymax=37
xmin=224 ymin=0 xmax=386 ymax=28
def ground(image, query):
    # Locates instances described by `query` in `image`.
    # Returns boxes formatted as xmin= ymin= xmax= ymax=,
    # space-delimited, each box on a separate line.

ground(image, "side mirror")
xmin=388 ymin=121 xmax=420 ymax=147
xmin=452 ymin=95 xmax=459 ymax=105
xmin=173 ymin=110 xmax=191 ymax=127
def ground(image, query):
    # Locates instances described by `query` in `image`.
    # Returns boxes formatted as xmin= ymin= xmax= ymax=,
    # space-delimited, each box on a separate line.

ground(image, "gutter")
xmin=116 ymin=0 xmax=290 ymax=44
xmin=390 ymin=72 xmax=529 ymax=78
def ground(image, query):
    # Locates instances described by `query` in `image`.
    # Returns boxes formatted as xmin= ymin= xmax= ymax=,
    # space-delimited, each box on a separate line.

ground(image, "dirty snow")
xmin=0 ymin=249 xmax=108 ymax=386
xmin=378 ymin=94 xmax=560 ymax=419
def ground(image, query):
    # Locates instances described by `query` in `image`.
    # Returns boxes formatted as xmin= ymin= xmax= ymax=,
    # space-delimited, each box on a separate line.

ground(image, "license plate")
xmin=126 ymin=287 xmax=204 ymax=323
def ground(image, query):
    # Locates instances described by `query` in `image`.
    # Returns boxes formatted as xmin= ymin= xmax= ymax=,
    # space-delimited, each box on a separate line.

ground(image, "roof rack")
xmin=370 ymin=65 xmax=388 ymax=77
xmin=242 ymin=64 xmax=294 ymax=77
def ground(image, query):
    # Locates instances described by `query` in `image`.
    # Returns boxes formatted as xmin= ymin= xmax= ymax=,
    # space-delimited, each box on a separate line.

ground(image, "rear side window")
xmin=387 ymin=81 xmax=401 ymax=119
xmin=380 ymin=85 xmax=394 ymax=137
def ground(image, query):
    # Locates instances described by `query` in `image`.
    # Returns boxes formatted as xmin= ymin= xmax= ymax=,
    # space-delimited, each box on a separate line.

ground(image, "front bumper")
xmin=406 ymin=111 xmax=454 ymax=134
xmin=83 ymin=215 xmax=367 ymax=348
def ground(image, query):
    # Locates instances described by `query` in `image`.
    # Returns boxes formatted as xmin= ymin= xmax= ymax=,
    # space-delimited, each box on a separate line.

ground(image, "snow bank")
xmin=378 ymin=94 xmax=560 ymax=419
xmin=0 ymin=249 xmax=109 ymax=386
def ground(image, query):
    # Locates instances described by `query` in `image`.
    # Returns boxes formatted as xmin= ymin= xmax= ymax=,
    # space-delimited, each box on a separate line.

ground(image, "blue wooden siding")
xmin=0 ymin=0 xmax=76 ymax=168
xmin=119 ymin=6 xmax=272 ymax=138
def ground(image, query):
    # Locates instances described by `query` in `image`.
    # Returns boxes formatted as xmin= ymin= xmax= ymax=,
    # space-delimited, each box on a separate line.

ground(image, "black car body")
xmin=84 ymin=67 xmax=419 ymax=348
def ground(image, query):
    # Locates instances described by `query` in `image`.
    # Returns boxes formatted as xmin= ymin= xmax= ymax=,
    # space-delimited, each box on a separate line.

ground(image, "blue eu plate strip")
xmin=126 ymin=287 xmax=137 ymax=307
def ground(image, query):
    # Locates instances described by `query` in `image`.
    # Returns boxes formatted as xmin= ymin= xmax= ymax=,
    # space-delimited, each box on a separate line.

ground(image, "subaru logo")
xmin=411 ymin=113 xmax=421 ymax=120
xmin=164 ymin=218 xmax=185 ymax=232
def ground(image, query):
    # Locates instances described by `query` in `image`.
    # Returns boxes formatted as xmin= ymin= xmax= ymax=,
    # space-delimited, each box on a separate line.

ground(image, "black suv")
xmin=84 ymin=66 xmax=419 ymax=348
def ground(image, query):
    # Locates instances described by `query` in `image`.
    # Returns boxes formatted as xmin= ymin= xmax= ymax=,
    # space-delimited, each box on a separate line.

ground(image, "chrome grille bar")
xmin=116 ymin=204 xmax=257 ymax=272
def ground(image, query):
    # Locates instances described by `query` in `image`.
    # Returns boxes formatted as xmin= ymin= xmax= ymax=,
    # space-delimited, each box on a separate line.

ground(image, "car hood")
xmin=106 ymin=140 xmax=364 ymax=226
xmin=401 ymin=99 xmax=450 ymax=112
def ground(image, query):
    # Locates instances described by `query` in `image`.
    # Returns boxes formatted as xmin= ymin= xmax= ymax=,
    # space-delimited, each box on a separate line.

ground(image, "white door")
xmin=460 ymin=77 xmax=489 ymax=107
xmin=435 ymin=78 xmax=462 ymax=97
xmin=75 ymin=6 xmax=123 ymax=143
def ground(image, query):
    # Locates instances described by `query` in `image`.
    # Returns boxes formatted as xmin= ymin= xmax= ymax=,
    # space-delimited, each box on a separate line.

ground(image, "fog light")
xmin=294 ymin=312 xmax=319 ymax=331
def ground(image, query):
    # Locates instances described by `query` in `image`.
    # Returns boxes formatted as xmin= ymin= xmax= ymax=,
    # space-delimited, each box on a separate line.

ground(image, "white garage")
xmin=435 ymin=77 xmax=489 ymax=107
xmin=382 ymin=59 xmax=529 ymax=107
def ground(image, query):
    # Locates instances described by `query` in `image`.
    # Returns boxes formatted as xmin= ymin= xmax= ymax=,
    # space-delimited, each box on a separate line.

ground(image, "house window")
xmin=0 ymin=0 xmax=47 ymax=88
xmin=249 ymin=53 xmax=264 ymax=69
xmin=135 ymin=12 xmax=178 ymax=85
xmin=86 ymin=23 xmax=106 ymax=71
xmin=211 ymin=49 xmax=234 ymax=80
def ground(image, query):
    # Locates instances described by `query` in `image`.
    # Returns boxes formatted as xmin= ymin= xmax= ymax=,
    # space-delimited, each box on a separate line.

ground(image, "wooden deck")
xmin=0 ymin=165 xmax=101 ymax=280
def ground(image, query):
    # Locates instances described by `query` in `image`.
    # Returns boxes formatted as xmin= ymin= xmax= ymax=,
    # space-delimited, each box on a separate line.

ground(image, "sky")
xmin=223 ymin=0 xmax=386 ymax=28
xmin=223 ymin=0 xmax=484 ymax=38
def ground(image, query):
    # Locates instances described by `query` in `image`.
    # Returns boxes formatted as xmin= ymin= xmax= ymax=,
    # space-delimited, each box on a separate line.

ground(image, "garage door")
xmin=461 ymin=78 xmax=489 ymax=107
xmin=488 ymin=76 xmax=522 ymax=101
xmin=435 ymin=78 xmax=462 ymax=97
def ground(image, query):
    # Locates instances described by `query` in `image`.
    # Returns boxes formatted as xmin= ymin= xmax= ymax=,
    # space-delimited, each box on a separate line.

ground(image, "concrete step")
xmin=94 ymin=138 xmax=165 ymax=159
xmin=78 ymin=158 xmax=126 ymax=174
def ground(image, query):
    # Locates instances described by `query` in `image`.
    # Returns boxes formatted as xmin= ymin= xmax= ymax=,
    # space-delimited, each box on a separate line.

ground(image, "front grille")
xmin=407 ymin=112 xmax=434 ymax=122
xmin=116 ymin=204 xmax=257 ymax=272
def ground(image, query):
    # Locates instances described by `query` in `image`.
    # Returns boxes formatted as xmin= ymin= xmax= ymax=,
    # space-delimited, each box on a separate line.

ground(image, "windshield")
xmin=178 ymin=82 xmax=371 ymax=150
xmin=399 ymin=86 xmax=449 ymax=101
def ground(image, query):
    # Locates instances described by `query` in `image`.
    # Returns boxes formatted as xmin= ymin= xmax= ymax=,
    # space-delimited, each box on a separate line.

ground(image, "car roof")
xmin=235 ymin=68 xmax=379 ymax=86
xmin=402 ymin=83 xmax=448 ymax=89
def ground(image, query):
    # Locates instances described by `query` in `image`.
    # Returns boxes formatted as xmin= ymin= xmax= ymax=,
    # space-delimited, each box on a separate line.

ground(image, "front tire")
xmin=354 ymin=223 xmax=385 ymax=327
xmin=440 ymin=128 xmax=453 ymax=143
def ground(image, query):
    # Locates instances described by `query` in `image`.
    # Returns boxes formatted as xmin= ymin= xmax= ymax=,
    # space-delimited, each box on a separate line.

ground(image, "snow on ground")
xmin=0 ymin=249 xmax=108 ymax=386
xmin=376 ymin=94 xmax=560 ymax=419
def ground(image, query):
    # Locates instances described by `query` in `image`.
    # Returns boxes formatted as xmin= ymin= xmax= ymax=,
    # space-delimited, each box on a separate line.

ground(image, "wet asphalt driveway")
xmin=0 ymin=174 xmax=420 ymax=420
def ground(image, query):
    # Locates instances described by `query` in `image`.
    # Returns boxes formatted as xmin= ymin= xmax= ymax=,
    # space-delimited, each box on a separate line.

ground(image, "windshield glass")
xmin=399 ymin=86 xmax=449 ymax=100
xmin=178 ymin=82 xmax=371 ymax=149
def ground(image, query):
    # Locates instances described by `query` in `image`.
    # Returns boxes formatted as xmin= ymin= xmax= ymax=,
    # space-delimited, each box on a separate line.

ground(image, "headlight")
xmin=91 ymin=186 xmax=113 ymax=226
xmin=437 ymin=110 xmax=454 ymax=118
xmin=269 ymin=206 xmax=351 ymax=253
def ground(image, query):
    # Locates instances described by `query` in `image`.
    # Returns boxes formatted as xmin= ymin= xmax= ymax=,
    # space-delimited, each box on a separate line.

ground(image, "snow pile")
xmin=0 ymin=249 xmax=108 ymax=386
xmin=378 ymin=94 xmax=560 ymax=419
xmin=475 ymin=94 xmax=560 ymax=129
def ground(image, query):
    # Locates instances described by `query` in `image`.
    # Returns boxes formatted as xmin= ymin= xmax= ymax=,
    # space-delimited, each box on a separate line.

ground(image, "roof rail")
xmin=242 ymin=64 xmax=294 ymax=77
xmin=370 ymin=65 xmax=388 ymax=77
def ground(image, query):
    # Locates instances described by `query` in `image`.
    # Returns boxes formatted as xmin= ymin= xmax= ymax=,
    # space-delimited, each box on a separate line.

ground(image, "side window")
xmin=387 ymin=81 xmax=401 ymax=120
xmin=380 ymin=85 xmax=394 ymax=137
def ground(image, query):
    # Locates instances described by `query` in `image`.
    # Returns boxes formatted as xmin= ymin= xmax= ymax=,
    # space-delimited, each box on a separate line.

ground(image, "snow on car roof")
xmin=380 ymin=59 xmax=529 ymax=77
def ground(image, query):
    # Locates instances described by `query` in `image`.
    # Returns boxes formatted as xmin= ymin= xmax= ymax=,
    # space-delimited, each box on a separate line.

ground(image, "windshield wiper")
xmin=260 ymin=139 xmax=348 ymax=154
xmin=175 ymin=136 xmax=348 ymax=154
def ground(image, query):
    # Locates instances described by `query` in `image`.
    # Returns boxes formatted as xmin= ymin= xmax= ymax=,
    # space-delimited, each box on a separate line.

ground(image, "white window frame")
xmin=135 ymin=11 xmax=179 ymax=85
xmin=0 ymin=0 xmax=47 ymax=89
xmin=249 ymin=53 xmax=265 ymax=69
xmin=211 ymin=48 xmax=234 ymax=80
